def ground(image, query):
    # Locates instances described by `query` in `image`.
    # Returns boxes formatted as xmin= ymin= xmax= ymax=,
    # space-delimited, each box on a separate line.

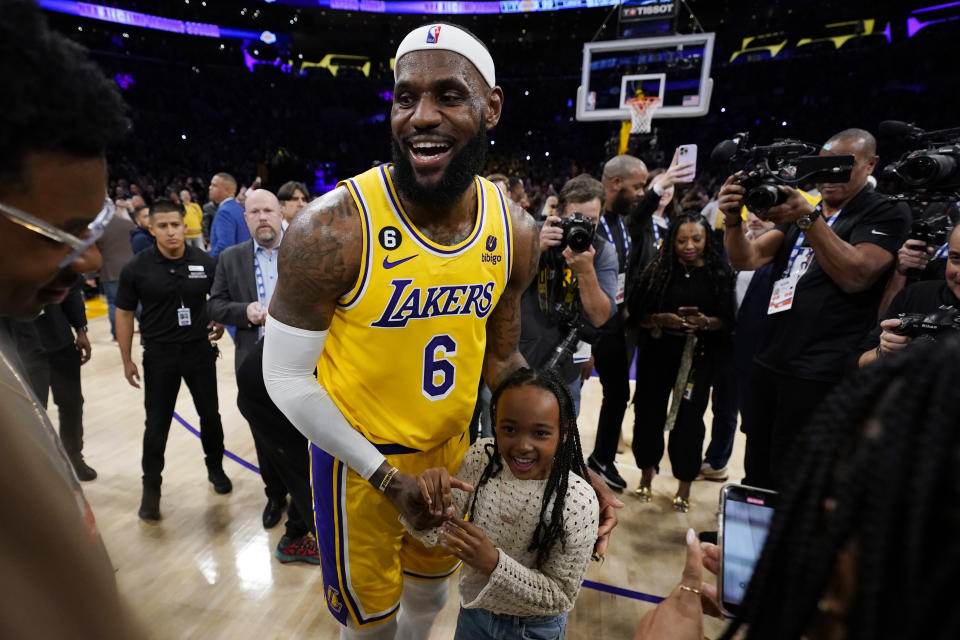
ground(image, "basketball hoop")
xmin=625 ymin=96 xmax=661 ymax=134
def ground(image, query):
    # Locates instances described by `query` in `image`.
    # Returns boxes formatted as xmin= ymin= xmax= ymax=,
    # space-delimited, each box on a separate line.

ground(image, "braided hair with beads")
xmin=719 ymin=336 xmax=960 ymax=640
xmin=467 ymin=367 xmax=590 ymax=570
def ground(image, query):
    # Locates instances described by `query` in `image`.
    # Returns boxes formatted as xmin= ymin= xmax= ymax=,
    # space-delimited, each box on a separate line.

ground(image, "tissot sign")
xmin=620 ymin=0 xmax=678 ymax=22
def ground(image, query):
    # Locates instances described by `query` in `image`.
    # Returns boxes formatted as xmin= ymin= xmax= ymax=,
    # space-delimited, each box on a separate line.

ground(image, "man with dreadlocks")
xmin=404 ymin=368 xmax=599 ymax=640
xmin=635 ymin=335 xmax=960 ymax=640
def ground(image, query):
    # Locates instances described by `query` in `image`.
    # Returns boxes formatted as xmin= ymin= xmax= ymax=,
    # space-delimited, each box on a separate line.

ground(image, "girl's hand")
xmin=440 ymin=520 xmax=499 ymax=575
xmin=416 ymin=468 xmax=474 ymax=519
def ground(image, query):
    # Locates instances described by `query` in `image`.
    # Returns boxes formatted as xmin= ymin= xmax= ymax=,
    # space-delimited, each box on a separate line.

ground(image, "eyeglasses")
xmin=0 ymin=197 xmax=115 ymax=267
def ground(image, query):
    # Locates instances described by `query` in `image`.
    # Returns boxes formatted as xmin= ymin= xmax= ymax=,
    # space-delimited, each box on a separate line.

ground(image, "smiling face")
xmin=391 ymin=49 xmax=502 ymax=210
xmin=494 ymin=384 xmax=560 ymax=480
xmin=0 ymin=151 xmax=105 ymax=319
xmin=675 ymin=220 xmax=706 ymax=267
xmin=946 ymin=226 xmax=960 ymax=301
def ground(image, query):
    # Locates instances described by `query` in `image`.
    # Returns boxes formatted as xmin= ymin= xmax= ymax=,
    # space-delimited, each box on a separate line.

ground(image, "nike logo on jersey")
xmin=870 ymin=229 xmax=889 ymax=236
xmin=383 ymin=254 xmax=418 ymax=269
xmin=371 ymin=278 xmax=496 ymax=328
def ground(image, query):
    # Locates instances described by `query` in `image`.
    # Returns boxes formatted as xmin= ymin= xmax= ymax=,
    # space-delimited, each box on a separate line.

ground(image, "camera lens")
xmin=900 ymin=154 xmax=958 ymax=187
xmin=567 ymin=227 xmax=592 ymax=253
xmin=744 ymin=183 xmax=785 ymax=214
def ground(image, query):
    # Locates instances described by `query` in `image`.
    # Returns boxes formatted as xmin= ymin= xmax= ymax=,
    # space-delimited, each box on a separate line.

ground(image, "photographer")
xmin=858 ymin=224 xmax=960 ymax=366
xmin=518 ymin=174 xmax=618 ymax=415
xmin=719 ymin=128 xmax=910 ymax=490
xmin=876 ymin=201 xmax=957 ymax=315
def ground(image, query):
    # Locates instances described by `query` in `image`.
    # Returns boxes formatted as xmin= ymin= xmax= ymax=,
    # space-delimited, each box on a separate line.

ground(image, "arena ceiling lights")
xmin=38 ymin=0 xmax=271 ymax=40
xmin=259 ymin=0 xmax=622 ymax=13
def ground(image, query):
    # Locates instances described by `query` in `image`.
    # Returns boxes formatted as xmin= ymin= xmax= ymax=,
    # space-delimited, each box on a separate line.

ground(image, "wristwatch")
xmin=795 ymin=211 xmax=822 ymax=230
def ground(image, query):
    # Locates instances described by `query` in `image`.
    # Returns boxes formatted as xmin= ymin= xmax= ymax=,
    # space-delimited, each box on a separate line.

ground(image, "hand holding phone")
xmin=718 ymin=484 xmax=777 ymax=616
xmin=676 ymin=144 xmax=698 ymax=183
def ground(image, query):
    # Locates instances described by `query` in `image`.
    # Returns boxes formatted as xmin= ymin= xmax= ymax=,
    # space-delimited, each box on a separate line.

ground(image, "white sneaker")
xmin=698 ymin=462 xmax=728 ymax=482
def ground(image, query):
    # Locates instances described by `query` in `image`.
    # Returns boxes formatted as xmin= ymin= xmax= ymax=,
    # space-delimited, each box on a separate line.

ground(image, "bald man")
xmin=719 ymin=128 xmax=910 ymax=490
xmin=209 ymin=188 xmax=291 ymax=528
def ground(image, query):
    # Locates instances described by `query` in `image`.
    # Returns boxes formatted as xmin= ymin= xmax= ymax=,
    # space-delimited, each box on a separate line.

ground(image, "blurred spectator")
xmin=180 ymin=188 xmax=204 ymax=248
xmin=129 ymin=203 xmax=153 ymax=253
xmin=95 ymin=203 xmax=135 ymax=339
xmin=208 ymin=172 xmax=249 ymax=259
xmin=277 ymin=180 xmax=310 ymax=223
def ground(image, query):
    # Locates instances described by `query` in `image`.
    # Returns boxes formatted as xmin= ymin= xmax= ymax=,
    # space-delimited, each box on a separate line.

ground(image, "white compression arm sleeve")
xmin=262 ymin=314 xmax=386 ymax=480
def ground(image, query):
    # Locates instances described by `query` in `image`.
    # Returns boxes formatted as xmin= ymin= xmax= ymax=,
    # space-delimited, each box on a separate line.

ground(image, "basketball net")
xmin=618 ymin=94 xmax=661 ymax=154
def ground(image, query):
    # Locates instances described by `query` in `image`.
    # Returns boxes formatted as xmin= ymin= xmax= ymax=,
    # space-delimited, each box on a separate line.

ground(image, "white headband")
xmin=394 ymin=24 xmax=496 ymax=88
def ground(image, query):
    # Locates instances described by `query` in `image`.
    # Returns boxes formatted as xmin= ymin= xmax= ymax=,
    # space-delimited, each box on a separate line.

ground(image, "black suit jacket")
xmin=208 ymin=239 xmax=261 ymax=372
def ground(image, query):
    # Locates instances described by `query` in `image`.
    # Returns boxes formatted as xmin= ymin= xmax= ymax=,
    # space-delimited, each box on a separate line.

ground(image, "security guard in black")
xmin=115 ymin=201 xmax=230 ymax=521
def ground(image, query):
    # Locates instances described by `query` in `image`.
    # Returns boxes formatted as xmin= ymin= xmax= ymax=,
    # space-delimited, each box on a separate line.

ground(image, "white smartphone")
xmin=717 ymin=484 xmax=777 ymax=616
xmin=677 ymin=144 xmax=698 ymax=182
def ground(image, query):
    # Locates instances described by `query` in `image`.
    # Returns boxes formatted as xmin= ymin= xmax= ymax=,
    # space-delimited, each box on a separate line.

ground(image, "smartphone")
xmin=718 ymin=484 xmax=777 ymax=616
xmin=677 ymin=144 xmax=698 ymax=182
xmin=677 ymin=306 xmax=699 ymax=317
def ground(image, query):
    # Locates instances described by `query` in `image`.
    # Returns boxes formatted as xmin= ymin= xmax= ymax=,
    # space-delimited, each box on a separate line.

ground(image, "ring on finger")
xmin=679 ymin=585 xmax=700 ymax=595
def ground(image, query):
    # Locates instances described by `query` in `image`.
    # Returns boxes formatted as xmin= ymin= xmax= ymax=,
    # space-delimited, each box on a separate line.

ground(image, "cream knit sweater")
xmin=402 ymin=438 xmax=599 ymax=617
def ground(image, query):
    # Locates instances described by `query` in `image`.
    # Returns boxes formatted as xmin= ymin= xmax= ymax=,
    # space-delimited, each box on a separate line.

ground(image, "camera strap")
xmin=935 ymin=242 xmax=950 ymax=259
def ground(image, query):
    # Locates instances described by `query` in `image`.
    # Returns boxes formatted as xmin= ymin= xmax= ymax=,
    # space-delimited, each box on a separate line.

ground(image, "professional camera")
xmin=909 ymin=218 xmax=949 ymax=249
xmin=554 ymin=213 xmax=595 ymax=253
xmin=892 ymin=307 xmax=960 ymax=342
xmin=880 ymin=121 xmax=960 ymax=201
xmin=710 ymin=133 xmax=855 ymax=215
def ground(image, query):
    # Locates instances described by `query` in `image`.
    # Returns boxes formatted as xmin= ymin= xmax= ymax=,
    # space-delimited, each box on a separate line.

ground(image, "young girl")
xmin=402 ymin=367 xmax=599 ymax=640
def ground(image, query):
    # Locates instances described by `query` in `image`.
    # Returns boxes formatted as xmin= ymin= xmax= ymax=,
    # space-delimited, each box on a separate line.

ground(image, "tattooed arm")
xmin=263 ymin=187 xmax=444 ymax=528
xmin=482 ymin=203 xmax=538 ymax=390
xmin=269 ymin=186 xmax=361 ymax=330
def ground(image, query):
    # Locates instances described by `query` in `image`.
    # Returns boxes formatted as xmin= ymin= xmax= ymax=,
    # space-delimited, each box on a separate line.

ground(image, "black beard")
xmin=610 ymin=189 xmax=635 ymax=217
xmin=391 ymin=126 xmax=487 ymax=212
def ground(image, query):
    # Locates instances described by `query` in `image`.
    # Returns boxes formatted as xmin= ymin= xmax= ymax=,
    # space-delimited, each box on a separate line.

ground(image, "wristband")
xmin=876 ymin=345 xmax=882 ymax=360
xmin=379 ymin=466 xmax=400 ymax=492
xmin=723 ymin=216 xmax=742 ymax=227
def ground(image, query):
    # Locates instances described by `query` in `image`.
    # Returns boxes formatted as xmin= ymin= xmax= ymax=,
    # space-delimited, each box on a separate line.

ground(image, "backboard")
xmin=576 ymin=33 xmax=715 ymax=122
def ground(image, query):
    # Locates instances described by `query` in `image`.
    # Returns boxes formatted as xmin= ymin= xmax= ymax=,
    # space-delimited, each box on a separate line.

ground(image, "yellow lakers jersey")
xmin=316 ymin=164 xmax=513 ymax=452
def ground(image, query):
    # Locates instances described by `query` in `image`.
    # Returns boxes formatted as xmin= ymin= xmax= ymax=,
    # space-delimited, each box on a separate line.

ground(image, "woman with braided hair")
xmin=401 ymin=367 xmax=599 ymax=640
xmin=635 ymin=335 xmax=960 ymax=640
xmin=628 ymin=211 xmax=734 ymax=511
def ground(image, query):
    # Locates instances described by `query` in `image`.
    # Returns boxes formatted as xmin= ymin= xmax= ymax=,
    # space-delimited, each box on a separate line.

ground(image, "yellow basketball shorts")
xmin=310 ymin=431 xmax=469 ymax=627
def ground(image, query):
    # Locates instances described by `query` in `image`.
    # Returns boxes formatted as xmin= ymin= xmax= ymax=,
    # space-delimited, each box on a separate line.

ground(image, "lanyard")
xmin=935 ymin=242 xmax=950 ymax=260
xmin=254 ymin=257 xmax=267 ymax=306
xmin=783 ymin=205 xmax=841 ymax=278
xmin=599 ymin=215 xmax=630 ymax=267
xmin=652 ymin=218 xmax=668 ymax=249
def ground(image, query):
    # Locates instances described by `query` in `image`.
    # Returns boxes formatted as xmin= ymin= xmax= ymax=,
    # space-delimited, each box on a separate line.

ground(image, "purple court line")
xmin=172 ymin=411 xmax=261 ymax=474
xmin=173 ymin=412 xmax=668 ymax=603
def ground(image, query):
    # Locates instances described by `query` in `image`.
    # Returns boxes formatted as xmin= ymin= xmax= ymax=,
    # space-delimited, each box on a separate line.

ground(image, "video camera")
xmin=879 ymin=121 xmax=960 ymax=202
xmin=553 ymin=212 xmax=595 ymax=253
xmin=892 ymin=307 xmax=960 ymax=342
xmin=711 ymin=133 xmax=855 ymax=215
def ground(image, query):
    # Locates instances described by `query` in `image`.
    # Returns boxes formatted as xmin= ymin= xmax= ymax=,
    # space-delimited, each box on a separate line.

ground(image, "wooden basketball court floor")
xmin=62 ymin=302 xmax=740 ymax=639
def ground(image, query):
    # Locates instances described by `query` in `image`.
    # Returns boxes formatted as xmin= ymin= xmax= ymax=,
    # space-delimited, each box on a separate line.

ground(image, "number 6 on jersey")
xmin=423 ymin=334 xmax=457 ymax=400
